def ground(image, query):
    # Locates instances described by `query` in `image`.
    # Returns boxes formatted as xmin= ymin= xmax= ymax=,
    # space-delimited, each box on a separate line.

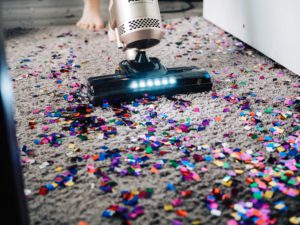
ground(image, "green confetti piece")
xmin=288 ymin=179 xmax=297 ymax=185
xmin=250 ymin=182 xmax=258 ymax=188
xmin=281 ymin=175 xmax=288 ymax=181
xmin=127 ymin=167 xmax=135 ymax=173
xmin=251 ymin=134 xmax=258 ymax=140
xmin=146 ymin=188 xmax=154 ymax=194
xmin=145 ymin=146 xmax=153 ymax=154
xmin=265 ymin=107 xmax=273 ymax=114
xmin=170 ymin=160 xmax=179 ymax=168
xmin=77 ymin=134 xmax=88 ymax=141
xmin=274 ymin=166 xmax=281 ymax=172
xmin=253 ymin=192 xmax=262 ymax=199
xmin=223 ymin=162 xmax=230 ymax=169
xmin=127 ymin=154 xmax=134 ymax=159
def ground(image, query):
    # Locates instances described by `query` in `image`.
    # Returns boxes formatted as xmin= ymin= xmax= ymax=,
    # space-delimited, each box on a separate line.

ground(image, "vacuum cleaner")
xmin=87 ymin=0 xmax=212 ymax=105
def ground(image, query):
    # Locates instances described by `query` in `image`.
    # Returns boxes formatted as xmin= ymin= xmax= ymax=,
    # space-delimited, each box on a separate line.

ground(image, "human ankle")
xmin=84 ymin=0 xmax=100 ymax=9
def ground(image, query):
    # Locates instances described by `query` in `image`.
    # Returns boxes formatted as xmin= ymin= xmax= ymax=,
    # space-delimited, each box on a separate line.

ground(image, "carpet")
xmin=5 ymin=17 xmax=300 ymax=225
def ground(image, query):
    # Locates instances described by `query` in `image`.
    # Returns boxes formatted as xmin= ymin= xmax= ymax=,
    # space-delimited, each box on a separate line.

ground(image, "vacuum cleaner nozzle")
xmin=88 ymin=0 xmax=212 ymax=106
xmin=88 ymin=51 xmax=212 ymax=106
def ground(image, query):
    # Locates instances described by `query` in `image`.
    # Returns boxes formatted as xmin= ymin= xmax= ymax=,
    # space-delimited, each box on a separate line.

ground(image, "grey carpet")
xmin=5 ymin=17 xmax=300 ymax=225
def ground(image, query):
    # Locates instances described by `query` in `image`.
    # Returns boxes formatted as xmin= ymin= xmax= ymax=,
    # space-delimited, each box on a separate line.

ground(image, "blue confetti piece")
xmin=265 ymin=136 xmax=272 ymax=141
xmin=279 ymin=152 xmax=287 ymax=158
xmin=102 ymin=210 xmax=113 ymax=218
xmin=123 ymin=196 xmax=139 ymax=206
xmin=166 ymin=182 xmax=175 ymax=191
xmin=197 ymin=126 xmax=205 ymax=131
xmin=204 ymin=155 xmax=213 ymax=162
xmin=45 ymin=183 xmax=55 ymax=191
xmin=99 ymin=153 xmax=107 ymax=161
xmin=132 ymin=102 xmax=139 ymax=107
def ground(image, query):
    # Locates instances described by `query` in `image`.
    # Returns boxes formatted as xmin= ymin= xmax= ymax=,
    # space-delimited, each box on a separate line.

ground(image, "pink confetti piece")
xmin=42 ymin=125 xmax=49 ymax=132
xmin=32 ymin=109 xmax=40 ymax=114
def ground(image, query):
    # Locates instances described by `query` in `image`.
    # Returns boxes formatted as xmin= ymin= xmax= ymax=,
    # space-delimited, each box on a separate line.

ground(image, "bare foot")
xmin=77 ymin=0 xmax=104 ymax=31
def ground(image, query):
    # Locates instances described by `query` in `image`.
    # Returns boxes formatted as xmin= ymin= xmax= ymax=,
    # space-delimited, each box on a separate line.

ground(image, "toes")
xmin=76 ymin=19 xmax=105 ymax=31
xmin=87 ymin=24 xmax=94 ymax=31
xmin=81 ymin=23 xmax=89 ymax=30
xmin=76 ymin=20 xmax=82 ymax=27
xmin=95 ymin=22 xmax=104 ymax=31
xmin=94 ymin=24 xmax=101 ymax=31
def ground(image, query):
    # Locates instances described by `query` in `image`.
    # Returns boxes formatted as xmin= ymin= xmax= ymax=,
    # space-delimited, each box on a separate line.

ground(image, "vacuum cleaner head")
xmin=89 ymin=1 xmax=213 ymax=106
xmin=87 ymin=52 xmax=212 ymax=106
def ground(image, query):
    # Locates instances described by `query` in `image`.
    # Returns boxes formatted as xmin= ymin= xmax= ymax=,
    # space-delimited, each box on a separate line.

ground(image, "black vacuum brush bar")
xmin=88 ymin=52 xmax=212 ymax=105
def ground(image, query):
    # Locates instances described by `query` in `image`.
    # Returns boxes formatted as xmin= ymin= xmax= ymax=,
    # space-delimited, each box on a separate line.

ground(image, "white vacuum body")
xmin=109 ymin=0 xmax=164 ymax=50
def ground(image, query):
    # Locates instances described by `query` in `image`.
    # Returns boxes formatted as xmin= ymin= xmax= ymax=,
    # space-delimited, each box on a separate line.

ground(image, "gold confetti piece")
xmin=61 ymin=121 xmax=73 ymax=125
xmin=269 ymin=181 xmax=277 ymax=187
xmin=68 ymin=144 xmax=75 ymax=149
xmin=164 ymin=204 xmax=173 ymax=211
xmin=192 ymin=220 xmax=201 ymax=225
xmin=214 ymin=160 xmax=224 ymax=167
xmin=132 ymin=190 xmax=139 ymax=195
xmin=65 ymin=181 xmax=74 ymax=187
xmin=264 ymin=190 xmax=273 ymax=199
xmin=277 ymin=146 xmax=285 ymax=152
xmin=223 ymin=180 xmax=233 ymax=187
xmin=290 ymin=216 xmax=300 ymax=224
xmin=277 ymin=128 xmax=284 ymax=133
xmin=235 ymin=169 xmax=244 ymax=174
xmin=55 ymin=166 xmax=63 ymax=172
xmin=274 ymin=203 xmax=285 ymax=210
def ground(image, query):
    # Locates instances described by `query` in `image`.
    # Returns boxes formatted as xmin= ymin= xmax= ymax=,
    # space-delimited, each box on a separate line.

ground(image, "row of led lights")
xmin=130 ymin=77 xmax=176 ymax=89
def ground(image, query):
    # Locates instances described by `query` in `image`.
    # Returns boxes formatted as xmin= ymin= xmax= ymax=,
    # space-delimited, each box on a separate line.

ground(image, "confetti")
xmin=9 ymin=16 xmax=300 ymax=225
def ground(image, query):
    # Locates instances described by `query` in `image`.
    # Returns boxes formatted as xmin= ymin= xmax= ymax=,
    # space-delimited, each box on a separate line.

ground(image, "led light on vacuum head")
xmin=147 ymin=80 xmax=153 ymax=87
xmin=169 ymin=77 xmax=176 ymax=84
xmin=162 ymin=78 xmax=168 ymax=85
xmin=88 ymin=66 xmax=212 ymax=106
xmin=154 ymin=79 xmax=161 ymax=86
xmin=139 ymin=80 xmax=146 ymax=88
xmin=130 ymin=81 xmax=138 ymax=89
xmin=130 ymin=78 xmax=176 ymax=89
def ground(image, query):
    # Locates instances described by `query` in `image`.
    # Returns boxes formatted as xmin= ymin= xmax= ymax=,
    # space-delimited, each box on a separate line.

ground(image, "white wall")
xmin=204 ymin=0 xmax=300 ymax=75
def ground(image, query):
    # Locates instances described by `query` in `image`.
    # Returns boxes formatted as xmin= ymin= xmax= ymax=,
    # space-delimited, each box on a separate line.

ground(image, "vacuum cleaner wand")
xmin=88 ymin=0 xmax=212 ymax=105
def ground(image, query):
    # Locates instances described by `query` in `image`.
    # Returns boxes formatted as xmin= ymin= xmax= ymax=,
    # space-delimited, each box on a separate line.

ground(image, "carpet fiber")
xmin=5 ymin=17 xmax=300 ymax=225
